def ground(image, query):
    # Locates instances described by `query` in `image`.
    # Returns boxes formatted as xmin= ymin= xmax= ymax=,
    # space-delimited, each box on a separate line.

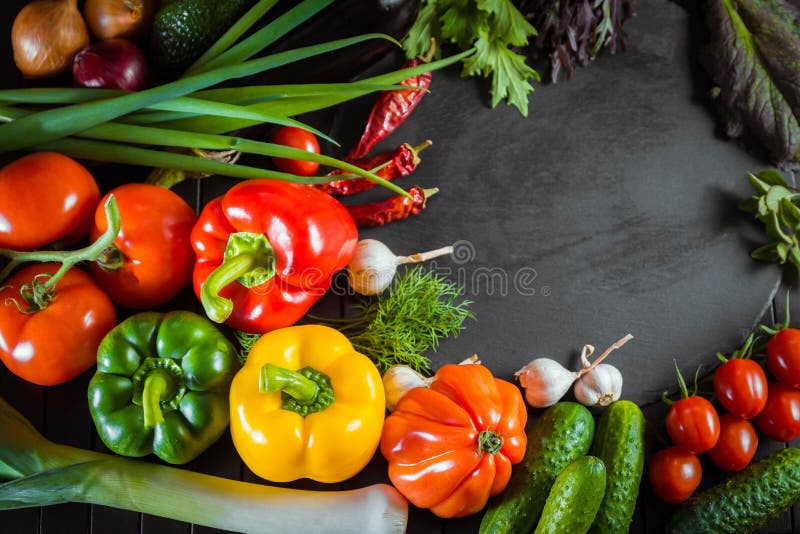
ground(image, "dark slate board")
xmin=1 ymin=0 xmax=797 ymax=532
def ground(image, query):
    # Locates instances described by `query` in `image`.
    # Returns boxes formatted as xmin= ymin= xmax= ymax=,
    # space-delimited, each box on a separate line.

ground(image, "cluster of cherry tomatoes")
xmin=649 ymin=325 xmax=800 ymax=504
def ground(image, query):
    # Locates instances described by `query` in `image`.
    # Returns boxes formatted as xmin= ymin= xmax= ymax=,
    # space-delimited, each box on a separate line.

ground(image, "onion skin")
xmin=84 ymin=0 xmax=157 ymax=40
xmin=12 ymin=0 xmax=90 ymax=79
xmin=73 ymin=38 xmax=149 ymax=91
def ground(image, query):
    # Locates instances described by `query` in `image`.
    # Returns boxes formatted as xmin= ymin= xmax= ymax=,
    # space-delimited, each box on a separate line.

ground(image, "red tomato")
xmin=0 ymin=152 xmax=100 ymax=250
xmin=665 ymin=395 xmax=720 ymax=453
xmin=648 ymin=447 xmax=702 ymax=503
xmin=706 ymin=414 xmax=758 ymax=472
xmin=712 ymin=358 xmax=767 ymax=419
xmin=766 ymin=328 xmax=800 ymax=388
xmin=89 ymin=184 xmax=197 ymax=309
xmin=753 ymin=382 xmax=800 ymax=442
xmin=270 ymin=126 xmax=320 ymax=176
xmin=0 ymin=263 xmax=116 ymax=386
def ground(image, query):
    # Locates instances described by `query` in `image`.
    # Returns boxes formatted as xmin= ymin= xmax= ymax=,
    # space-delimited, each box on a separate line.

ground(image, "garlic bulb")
xmin=516 ymin=334 xmax=633 ymax=409
xmin=383 ymin=355 xmax=480 ymax=411
xmin=515 ymin=358 xmax=578 ymax=408
xmin=383 ymin=365 xmax=432 ymax=412
xmin=347 ymin=239 xmax=454 ymax=296
xmin=574 ymin=363 xmax=623 ymax=407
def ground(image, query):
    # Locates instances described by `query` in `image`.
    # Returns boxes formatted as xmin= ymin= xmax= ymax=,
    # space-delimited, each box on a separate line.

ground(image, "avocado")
xmin=150 ymin=0 xmax=254 ymax=79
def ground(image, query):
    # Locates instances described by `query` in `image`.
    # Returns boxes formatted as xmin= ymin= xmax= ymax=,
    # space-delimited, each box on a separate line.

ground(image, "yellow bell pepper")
xmin=229 ymin=324 xmax=385 ymax=483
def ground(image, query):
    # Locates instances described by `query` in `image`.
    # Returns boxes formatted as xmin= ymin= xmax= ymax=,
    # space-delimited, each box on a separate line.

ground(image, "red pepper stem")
xmin=201 ymin=253 xmax=259 ymax=324
xmin=142 ymin=370 xmax=171 ymax=429
xmin=397 ymin=245 xmax=453 ymax=265
xmin=411 ymin=140 xmax=433 ymax=158
xmin=0 ymin=195 xmax=121 ymax=294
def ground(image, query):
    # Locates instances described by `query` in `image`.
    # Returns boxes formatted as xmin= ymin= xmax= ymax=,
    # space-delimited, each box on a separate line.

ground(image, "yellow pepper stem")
xmin=259 ymin=364 xmax=335 ymax=417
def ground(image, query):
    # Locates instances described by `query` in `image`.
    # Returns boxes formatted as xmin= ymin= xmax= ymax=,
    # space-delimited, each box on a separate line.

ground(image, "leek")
xmin=0 ymin=397 xmax=407 ymax=534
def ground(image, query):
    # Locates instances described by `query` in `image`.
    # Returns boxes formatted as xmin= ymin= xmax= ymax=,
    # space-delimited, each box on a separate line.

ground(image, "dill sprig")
xmin=234 ymin=330 xmax=263 ymax=365
xmin=313 ymin=266 xmax=475 ymax=374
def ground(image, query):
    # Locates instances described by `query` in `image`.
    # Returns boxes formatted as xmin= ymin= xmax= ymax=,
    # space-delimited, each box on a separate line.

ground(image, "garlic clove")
xmin=515 ymin=358 xmax=577 ymax=408
xmin=574 ymin=363 xmax=623 ymax=407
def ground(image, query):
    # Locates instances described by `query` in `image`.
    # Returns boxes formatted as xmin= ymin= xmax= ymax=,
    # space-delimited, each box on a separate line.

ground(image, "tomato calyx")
xmin=478 ymin=430 xmax=504 ymax=455
xmin=0 ymin=196 xmax=121 ymax=310
xmin=662 ymin=359 xmax=702 ymax=406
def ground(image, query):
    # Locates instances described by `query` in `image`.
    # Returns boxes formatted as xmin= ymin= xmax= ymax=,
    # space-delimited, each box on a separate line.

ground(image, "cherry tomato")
xmin=665 ymin=395 xmax=720 ymax=453
xmin=706 ymin=414 xmax=758 ymax=472
xmin=0 ymin=152 xmax=100 ymax=250
xmin=0 ymin=263 xmax=116 ymax=386
xmin=766 ymin=328 xmax=800 ymax=388
xmin=712 ymin=358 xmax=767 ymax=419
xmin=753 ymin=382 xmax=800 ymax=442
xmin=89 ymin=183 xmax=197 ymax=309
xmin=648 ymin=447 xmax=702 ymax=503
xmin=270 ymin=126 xmax=320 ymax=176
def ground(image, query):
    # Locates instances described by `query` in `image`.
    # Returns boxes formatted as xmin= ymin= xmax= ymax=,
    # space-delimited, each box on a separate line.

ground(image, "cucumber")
xmin=479 ymin=402 xmax=595 ymax=534
xmin=588 ymin=400 xmax=645 ymax=534
xmin=534 ymin=456 xmax=607 ymax=534
xmin=666 ymin=447 xmax=800 ymax=533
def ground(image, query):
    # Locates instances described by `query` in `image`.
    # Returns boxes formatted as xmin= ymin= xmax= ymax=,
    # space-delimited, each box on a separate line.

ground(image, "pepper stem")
xmin=201 ymin=232 xmax=277 ymax=324
xmin=259 ymin=364 xmax=335 ymax=417
xmin=141 ymin=370 xmax=172 ymax=428
xmin=0 ymin=195 xmax=121 ymax=289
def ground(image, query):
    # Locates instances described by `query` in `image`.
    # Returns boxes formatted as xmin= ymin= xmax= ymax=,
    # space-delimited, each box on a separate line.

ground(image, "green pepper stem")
xmin=259 ymin=363 xmax=319 ymax=404
xmin=0 ymin=196 xmax=121 ymax=289
xmin=201 ymin=253 xmax=259 ymax=323
xmin=142 ymin=370 xmax=171 ymax=428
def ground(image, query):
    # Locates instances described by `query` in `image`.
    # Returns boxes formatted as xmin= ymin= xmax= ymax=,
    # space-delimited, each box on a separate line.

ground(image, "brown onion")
xmin=84 ymin=0 xmax=157 ymax=40
xmin=12 ymin=0 xmax=90 ymax=79
xmin=73 ymin=38 xmax=149 ymax=91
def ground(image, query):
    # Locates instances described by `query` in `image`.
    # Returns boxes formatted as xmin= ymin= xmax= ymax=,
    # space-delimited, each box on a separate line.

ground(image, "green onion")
xmin=158 ymin=51 xmax=471 ymax=134
xmin=0 ymin=34 xmax=394 ymax=152
xmin=187 ymin=0 xmax=281 ymax=73
xmin=0 ymin=397 xmax=408 ymax=534
xmin=187 ymin=0 xmax=336 ymax=75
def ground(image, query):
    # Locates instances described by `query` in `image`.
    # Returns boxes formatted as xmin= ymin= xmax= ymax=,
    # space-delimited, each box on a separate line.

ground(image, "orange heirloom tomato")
xmin=380 ymin=363 xmax=528 ymax=518
xmin=0 ymin=263 xmax=116 ymax=386
xmin=0 ymin=152 xmax=100 ymax=250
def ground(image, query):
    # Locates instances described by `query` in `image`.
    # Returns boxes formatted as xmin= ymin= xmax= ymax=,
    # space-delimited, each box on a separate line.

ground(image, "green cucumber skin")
xmin=667 ymin=447 xmax=800 ymax=534
xmin=588 ymin=400 xmax=645 ymax=534
xmin=534 ymin=456 xmax=607 ymax=534
xmin=479 ymin=402 xmax=595 ymax=534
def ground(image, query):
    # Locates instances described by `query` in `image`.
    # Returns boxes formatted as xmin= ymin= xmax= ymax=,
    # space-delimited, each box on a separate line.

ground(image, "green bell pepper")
xmin=88 ymin=310 xmax=240 ymax=464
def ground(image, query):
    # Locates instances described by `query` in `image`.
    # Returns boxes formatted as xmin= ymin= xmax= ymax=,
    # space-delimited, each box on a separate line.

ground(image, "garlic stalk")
xmin=515 ymin=334 xmax=632 ymax=408
xmin=347 ymin=239 xmax=454 ymax=296
xmin=383 ymin=355 xmax=480 ymax=411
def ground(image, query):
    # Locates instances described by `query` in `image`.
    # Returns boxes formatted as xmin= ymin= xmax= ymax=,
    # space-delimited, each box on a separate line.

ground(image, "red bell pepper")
xmin=191 ymin=179 xmax=357 ymax=333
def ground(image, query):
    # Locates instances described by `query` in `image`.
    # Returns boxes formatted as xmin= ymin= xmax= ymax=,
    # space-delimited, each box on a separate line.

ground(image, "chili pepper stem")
xmin=576 ymin=334 xmax=633 ymax=378
xmin=142 ymin=371 xmax=171 ymax=428
xmin=0 ymin=195 xmax=121 ymax=293
xmin=397 ymin=245 xmax=453 ymax=265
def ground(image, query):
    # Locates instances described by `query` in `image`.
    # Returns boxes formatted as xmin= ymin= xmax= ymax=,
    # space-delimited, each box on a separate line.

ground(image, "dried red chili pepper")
xmin=315 ymin=140 xmax=432 ymax=196
xmin=345 ymin=186 xmax=439 ymax=227
xmin=345 ymin=45 xmax=435 ymax=162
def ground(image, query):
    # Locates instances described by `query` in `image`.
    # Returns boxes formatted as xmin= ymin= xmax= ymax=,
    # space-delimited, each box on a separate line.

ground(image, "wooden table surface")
xmin=2 ymin=0 xmax=799 ymax=532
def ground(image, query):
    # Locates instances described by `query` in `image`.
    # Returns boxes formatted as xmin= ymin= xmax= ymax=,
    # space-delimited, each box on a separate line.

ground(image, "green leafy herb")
xmin=313 ymin=266 xmax=474 ymax=374
xmin=404 ymin=0 xmax=539 ymax=117
xmin=741 ymin=169 xmax=800 ymax=268
xmin=699 ymin=0 xmax=800 ymax=166
xmin=514 ymin=0 xmax=634 ymax=82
